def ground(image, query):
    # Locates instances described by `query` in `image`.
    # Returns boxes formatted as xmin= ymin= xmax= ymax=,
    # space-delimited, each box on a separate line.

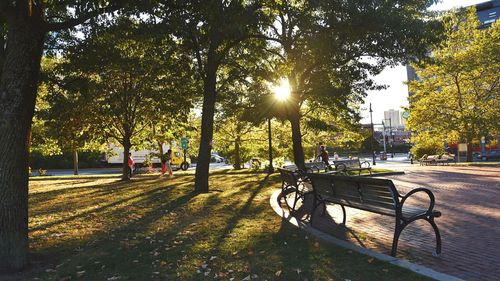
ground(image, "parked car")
xmin=479 ymin=150 xmax=500 ymax=160
xmin=210 ymin=154 xmax=225 ymax=163
xmin=378 ymin=152 xmax=387 ymax=160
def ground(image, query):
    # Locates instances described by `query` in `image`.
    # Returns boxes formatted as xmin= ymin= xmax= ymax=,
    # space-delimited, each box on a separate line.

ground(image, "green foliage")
xmin=408 ymin=8 xmax=500 ymax=149
xmin=410 ymin=132 xmax=445 ymax=159
xmin=29 ymin=150 xmax=104 ymax=170
xmin=57 ymin=16 xmax=195 ymax=149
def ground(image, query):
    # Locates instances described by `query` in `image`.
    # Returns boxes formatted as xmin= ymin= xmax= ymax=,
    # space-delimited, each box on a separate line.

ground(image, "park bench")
xmin=330 ymin=159 xmax=372 ymax=175
xmin=277 ymin=168 xmax=314 ymax=214
xmin=419 ymin=154 xmax=438 ymax=165
xmin=435 ymin=154 xmax=456 ymax=165
xmin=307 ymin=173 xmax=442 ymax=257
xmin=282 ymin=161 xmax=329 ymax=173
xmin=419 ymin=154 xmax=455 ymax=166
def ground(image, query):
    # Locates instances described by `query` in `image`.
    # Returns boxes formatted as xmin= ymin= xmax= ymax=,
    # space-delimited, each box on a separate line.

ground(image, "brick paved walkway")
xmin=287 ymin=166 xmax=500 ymax=281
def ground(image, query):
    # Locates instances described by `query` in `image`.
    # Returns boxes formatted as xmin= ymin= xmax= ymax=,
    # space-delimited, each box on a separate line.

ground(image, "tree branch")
xmin=44 ymin=3 xmax=123 ymax=32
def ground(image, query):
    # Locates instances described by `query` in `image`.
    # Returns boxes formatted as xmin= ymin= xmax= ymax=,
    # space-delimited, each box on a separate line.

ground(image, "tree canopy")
xmin=408 ymin=8 xmax=500 ymax=160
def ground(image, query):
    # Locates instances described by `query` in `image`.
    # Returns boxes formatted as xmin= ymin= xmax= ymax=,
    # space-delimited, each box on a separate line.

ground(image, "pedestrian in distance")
xmin=161 ymin=149 xmax=173 ymax=177
xmin=320 ymin=145 xmax=330 ymax=166
xmin=333 ymin=151 xmax=339 ymax=161
xmin=316 ymin=142 xmax=324 ymax=161
xmin=128 ymin=152 xmax=135 ymax=178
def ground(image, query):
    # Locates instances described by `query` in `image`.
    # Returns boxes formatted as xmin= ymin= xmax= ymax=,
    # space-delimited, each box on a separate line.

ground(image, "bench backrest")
xmin=307 ymin=173 xmax=400 ymax=212
xmin=305 ymin=161 xmax=328 ymax=172
xmin=278 ymin=168 xmax=299 ymax=188
xmin=331 ymin=159 xmax=361 ymax=169
xmin=282 ymin=162 xmax=326 ymax=173
xmin=282 ymin=164 xmax=298 ymax=171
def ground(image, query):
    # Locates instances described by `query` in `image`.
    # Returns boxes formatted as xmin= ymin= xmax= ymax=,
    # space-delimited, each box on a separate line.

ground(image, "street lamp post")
xmin=382 ymin=120 xmax=387 ymax=153
xmin=388 ymin=118 xmax=393 ymax=158
xmin=369 ymin=103 xmax=376 ymax=166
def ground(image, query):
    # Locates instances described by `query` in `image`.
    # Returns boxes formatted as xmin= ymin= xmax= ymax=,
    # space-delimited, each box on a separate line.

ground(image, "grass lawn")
xmin=15 ymin=170 xmax=431 ymax=280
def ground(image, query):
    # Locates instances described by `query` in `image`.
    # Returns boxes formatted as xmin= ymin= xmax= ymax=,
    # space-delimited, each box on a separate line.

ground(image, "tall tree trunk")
xmin=289 ymin=106 xmax=306 ymax=170
xmin=195 ymin=61 xmax=218 ymax=193
xmin=73 ymin=149 xmax=79 ymax=175
xmin=0 ymin=11 xmax=45 ymax=271
xmin=267 ymin=118 xmax=274 ymax=173
xmin=234 ymin=136 xmax=241 ymax=169
xmin=287 ymin=76 xmax=305 ymax=170
xmin=122 ymin=137 xmax=132 ymax=181
xmin=157 ymin=140 xmax=164 ymax=156
xmin=466 ymin=141 xmax=473 ymax=162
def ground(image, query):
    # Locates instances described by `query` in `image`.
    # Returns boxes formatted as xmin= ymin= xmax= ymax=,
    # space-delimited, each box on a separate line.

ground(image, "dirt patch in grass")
xmin=4 ymin=172 xmax=432 ymax=280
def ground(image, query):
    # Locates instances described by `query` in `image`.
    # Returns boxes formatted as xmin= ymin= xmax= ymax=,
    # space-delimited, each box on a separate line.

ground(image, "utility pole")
xmin=370 ymin=103 xmax=376 ymax=166
xmin=389 ymin=118 xmax=394 ymax=158
xmin=382 ymin=120 xmax=387 ymax=153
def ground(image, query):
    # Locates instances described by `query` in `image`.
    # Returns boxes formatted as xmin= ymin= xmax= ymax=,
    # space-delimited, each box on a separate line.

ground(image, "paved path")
xmin=288 ymin=165 xmax=500 ymax=281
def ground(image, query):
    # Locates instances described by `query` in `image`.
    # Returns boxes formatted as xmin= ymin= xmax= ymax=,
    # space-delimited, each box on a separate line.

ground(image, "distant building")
xmin=384 ymin=109 xmax=404 ymax=129
xmin=476 ymin=0 xmax=500 ymax=28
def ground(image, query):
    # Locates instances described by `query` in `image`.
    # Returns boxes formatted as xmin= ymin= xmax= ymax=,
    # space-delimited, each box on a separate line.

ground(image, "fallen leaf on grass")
xmin=107 ymin=276 xmax=121 ymax=281
xmin=76 ymin=271 xmax=85 ymax=277
xmin=241 ymin=275 xmax=251 ymax=281
xmin=275 ymin=270 xmax=282 ymax=277
xmin=210 ymin=256 xmax=217 ymax=261
xmin=58 ymin=276 xmax=71 ymax=281
xmin=314 ymin=242 xmax=320 ymax=248
xmin=367 ymin=258 xmax=374 ymax=263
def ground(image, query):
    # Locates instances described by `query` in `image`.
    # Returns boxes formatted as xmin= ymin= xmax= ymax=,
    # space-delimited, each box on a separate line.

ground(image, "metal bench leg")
xmin=427 ymin=217 xmax=442 ymax=256
xmin=391 ymin=220 xmax=405 ymax=257
xmin=291 ymin=188 xmax=300 ymax=215
xmin=341 ymin=205 xmax=346 ymax=225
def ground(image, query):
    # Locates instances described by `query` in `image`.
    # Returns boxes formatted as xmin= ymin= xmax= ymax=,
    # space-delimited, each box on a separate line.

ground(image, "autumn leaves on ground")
xmin=20 ymin=172 xmax=429 ymax=281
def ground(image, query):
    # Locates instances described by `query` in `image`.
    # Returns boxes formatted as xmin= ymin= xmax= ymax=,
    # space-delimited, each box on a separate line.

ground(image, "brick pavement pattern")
xmin=286 ymin=166 xmax=500 ymax=281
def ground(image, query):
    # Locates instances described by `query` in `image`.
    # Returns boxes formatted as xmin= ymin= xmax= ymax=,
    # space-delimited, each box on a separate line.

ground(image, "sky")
xmin=360 ymin=0 xmax=492 ymax=124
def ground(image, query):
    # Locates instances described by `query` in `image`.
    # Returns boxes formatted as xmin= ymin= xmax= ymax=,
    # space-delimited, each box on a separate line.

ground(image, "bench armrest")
xmin=335 ymin=163 xmax=347 ymax=172
xmin=311 ymin=166 xmax=321 ymax=173
xmin=399 ymin=188 xmax=436 ymax=214
xmin=360 ymin=161 xmax=371 ymax=168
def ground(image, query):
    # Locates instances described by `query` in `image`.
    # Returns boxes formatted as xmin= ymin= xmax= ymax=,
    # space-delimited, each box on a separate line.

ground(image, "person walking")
xmin=316 ymin=142 xmax=324 ymax=161
xmin=320 ymin=145 xmax=330 ymax=165
xmin=161 ymin=149 xmax=173 ymax=177
xmin=128 ymin=152 xmax=135 ymax=178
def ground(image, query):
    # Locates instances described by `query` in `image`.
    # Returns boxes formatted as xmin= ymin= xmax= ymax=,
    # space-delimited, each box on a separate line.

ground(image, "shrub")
xmin=411 ymin=133 xmax=444 ymax=159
